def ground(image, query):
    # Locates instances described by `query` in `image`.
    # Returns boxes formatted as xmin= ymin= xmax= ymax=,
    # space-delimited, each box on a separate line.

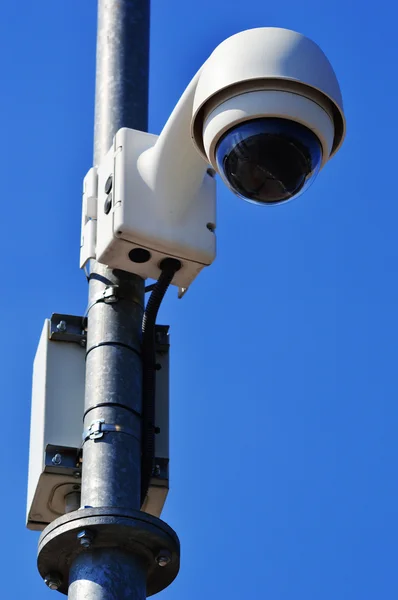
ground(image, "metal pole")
xmin=69 ymin=0 xmax=150 ymax=597
xmin=37 ymin=2 xmax=178 ymax=593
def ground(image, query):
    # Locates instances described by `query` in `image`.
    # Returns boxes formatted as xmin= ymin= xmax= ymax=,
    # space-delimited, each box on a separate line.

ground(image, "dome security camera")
xmin=81 ymin=28 xmax=346 ymax=290
xmin=192 ymin=27 xmax=345 ymax=205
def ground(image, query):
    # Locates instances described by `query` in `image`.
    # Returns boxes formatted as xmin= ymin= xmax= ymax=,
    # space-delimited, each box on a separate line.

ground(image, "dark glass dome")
xmin=215 ymin=118 xmax=323 ymax=205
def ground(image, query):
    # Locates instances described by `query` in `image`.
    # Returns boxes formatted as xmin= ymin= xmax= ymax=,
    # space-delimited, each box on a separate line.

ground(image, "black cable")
xmin=140 ymin=258 xmax=181 ymax=506
xmin=145 ymin=283 xmax=157 ymax=293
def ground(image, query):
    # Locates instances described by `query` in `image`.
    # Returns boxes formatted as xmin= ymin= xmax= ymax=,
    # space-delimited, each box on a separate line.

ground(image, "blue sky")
xmin=1 ymin=1 xmax=397 ymax=598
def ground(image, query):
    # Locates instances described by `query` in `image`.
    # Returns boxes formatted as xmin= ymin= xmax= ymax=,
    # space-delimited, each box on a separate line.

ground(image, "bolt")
xmin=153 ymin=464 xmax=161 ymax=477
xmin=156 ymin=550 xmax=172 ymax=567
xmin=80 ymin=338 xmax=87 ymax=348
xmin=52 ymin=453 xmax=62 ymax=465
xmin=56 ymin=320 xmax=67 ymax=332
xmin=77 ymin=529 xmax=95 ymax=549
xmin=44 ymin=573 xmax=62 ymax=591
xmin=73 ymin=471 xmax=81 ymax=479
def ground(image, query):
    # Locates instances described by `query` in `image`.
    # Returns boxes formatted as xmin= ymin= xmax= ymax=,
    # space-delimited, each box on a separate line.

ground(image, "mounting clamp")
xmin=82 ymin=419 xmax=139 ymax=444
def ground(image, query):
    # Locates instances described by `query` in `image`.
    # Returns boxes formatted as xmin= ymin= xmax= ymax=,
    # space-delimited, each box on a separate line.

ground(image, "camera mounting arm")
xmin=137 ymin=67 xmax=210 ymax=219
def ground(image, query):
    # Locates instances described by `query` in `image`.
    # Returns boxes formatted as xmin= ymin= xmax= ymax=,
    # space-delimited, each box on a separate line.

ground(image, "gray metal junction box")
xmin=26 ymin=314 xmax=170 ymax=531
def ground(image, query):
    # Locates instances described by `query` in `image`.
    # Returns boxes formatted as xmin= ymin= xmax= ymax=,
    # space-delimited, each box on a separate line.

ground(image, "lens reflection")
xmin=215 ymin=118 xmax=322 ymax=205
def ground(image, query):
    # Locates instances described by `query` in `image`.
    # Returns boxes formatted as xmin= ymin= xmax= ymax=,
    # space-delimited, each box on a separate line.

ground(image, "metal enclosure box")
xmin=26 ymin=318 xmax=85 ymax=530
xmin=27 ymin=316 xmax=170 ymax=531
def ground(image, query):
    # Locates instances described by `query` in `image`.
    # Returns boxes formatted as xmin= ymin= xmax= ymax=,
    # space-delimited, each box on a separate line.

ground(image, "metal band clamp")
xmin=84 ymin=285 xmax=120 ymax=316
xmin=82 ymin=419 xmax=139 ymax=444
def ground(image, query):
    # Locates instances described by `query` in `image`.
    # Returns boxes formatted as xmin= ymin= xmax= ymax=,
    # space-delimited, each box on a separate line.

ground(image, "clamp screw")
xmin=156 ymin=550 xmax=172 ymax=567
xmin=44 ymin=573 xmax=62 ymax=591
xmin=56 ymin=320 xmax=67 ymax=332
xmin=77 ymin=529 xmax=95 ymax=549
xmin=52 ymin=453 xmax=62 ymax=465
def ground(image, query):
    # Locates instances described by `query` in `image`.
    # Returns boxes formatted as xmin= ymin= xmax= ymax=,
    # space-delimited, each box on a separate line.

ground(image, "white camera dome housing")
xmin=191 ymin=27 xmax=345 ymax=204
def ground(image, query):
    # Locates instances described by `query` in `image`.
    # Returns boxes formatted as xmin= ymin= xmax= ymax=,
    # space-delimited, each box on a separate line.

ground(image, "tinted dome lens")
xmin=215 ymin=118 xmax=322 ymax=205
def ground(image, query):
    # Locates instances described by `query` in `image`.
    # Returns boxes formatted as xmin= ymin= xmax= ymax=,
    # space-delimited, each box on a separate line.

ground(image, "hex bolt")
xmin=73 ymin=471 xmax=81 ymax=479
xmin=52 ymin=453 xmax=62 ymax=465
xmin=156 ymin=550 xmax=172 ymax=567
xmin=44 ymin=573 xmax=62 ymax=591
xmin=77 ymin=529 xmax=95 ymax=549
xmin=56 ymin=320 xmax=67 ymax=332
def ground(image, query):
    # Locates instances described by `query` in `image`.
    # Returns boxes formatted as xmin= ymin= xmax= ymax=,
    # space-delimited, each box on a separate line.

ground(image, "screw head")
xmin=56 ymin=320 xmax=67 ymax=332
xmin=52 ymin=453 xmax=62 ymax=465
xmin=44 ymin=573 xmax=62 ymax=591
xmin=77 ymin=529 xmax=95 ymax=548
xmin=156 ymin=550 xmax=172 ymax=567
xmin=73 ymin=470 xmax=81 ymax=479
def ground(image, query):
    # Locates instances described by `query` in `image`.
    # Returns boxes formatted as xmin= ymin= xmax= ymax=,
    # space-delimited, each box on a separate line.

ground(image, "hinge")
xmin=80 ymin=167 xmax=98 ymax=269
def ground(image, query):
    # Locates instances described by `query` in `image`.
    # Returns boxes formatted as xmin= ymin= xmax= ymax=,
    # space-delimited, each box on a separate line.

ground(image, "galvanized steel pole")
xmin=37 ymin=3 xmax=179 ymax=594
xmin=70 ymin=0 xmax=149 ymax=597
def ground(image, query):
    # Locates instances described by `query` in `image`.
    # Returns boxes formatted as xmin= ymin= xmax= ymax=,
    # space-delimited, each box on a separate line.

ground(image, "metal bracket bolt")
xmin=77 ymin=529 xmax=95 ymax=549
xmin=56 ymin=320 xmax=67 ymax=333
xmin=44 ymin=573 xmax=62 ymax=591
xmin=156 ymin=549 xmax=172 ymax=567
xmin=51 ymin=453 xmax=62 ymax=465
